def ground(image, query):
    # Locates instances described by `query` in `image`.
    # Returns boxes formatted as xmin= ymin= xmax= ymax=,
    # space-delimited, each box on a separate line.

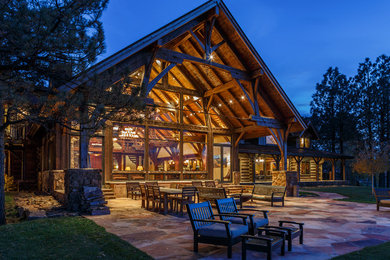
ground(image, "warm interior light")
xmin=229 ymin=100 xmax=233 ymax=104
xmin=209 ymin=54 xmax=214 ymax=60
xmin=218 ymin=103 xmax=222 ymax=107
xmin=113 ymin=138 xmax=118 ymax=141
xmin=113 ymin=126 xmax=119 ymax=131
xmin=137 ymin=165 xmax=144 ymax=171
xmin=241 ymin=96 xmax=245 ymax=100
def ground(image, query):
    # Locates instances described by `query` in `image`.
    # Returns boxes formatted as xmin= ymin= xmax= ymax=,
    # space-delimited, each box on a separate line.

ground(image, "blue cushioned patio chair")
xmin=215 ymin=197 xmax=269 ymax=235
xmin=186 ymin=201 xmax=249 ymax=258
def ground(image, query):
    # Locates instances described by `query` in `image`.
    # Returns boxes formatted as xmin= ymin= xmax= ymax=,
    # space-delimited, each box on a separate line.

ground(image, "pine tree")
xmin=0 ymin=0 xmax=109 ymax=225
xmin=310 ymin=67 xmax=357 ymax=153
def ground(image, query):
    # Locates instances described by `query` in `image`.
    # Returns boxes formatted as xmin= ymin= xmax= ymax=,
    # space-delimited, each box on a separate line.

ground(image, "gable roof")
xmin=64 ymin=0 xmax=307 ymax=138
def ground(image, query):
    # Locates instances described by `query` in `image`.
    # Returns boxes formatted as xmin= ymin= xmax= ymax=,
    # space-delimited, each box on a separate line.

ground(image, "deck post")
xmin=331 ymin=159 xmax=336 ymax=180
xmin=341 ymin=159 xmax=346 ymax=181
xmin=103 ymin=121 xmax=113 ymax=184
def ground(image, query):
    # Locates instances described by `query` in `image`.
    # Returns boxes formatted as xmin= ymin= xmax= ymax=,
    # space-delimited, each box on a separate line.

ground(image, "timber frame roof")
xmin=64 ymin=0 xmax=307 ymax=139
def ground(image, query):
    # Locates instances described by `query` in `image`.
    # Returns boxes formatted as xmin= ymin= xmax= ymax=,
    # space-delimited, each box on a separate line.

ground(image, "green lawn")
xmin=302 ymin=186 xmax=376 ymax=204
xmin=332 ymin=241 xmax=390 ymax=260
xmin=5 ymin=192 xmax=20 ymax=223
xmin=0 ymin=216 xmax=152 ymax=259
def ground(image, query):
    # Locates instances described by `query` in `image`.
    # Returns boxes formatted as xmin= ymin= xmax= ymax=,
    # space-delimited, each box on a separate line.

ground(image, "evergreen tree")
xmin=310 ymin=67 xmax=357 ymax=153
xmin=0 ymin=0 xmax=109 ymax=225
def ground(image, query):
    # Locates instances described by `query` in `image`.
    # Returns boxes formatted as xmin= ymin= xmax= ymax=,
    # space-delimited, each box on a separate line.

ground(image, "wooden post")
xmin=331 ymin=159 xmax=336 ymax=180
xmin=312 ymin=157 xmax=322 ymax=181
xmin=144 ymin=125 xmax=150 ymax=181
xmin=341 ymin=159 xmax=346 ymax=181
xmin=232 ymin=134 xmax=239 ymax=173
xmin=271 ymin=154 xmax=281 ymax=171
xmin=55 ymin=124 xmax=62 ymax=170
xmin=103 ymin=122 xmax=113 ymax=184
xmin=179 ymin=129 xmax=184 ymax=180
xmin=294 ymin=156 xmax=303 ymax=182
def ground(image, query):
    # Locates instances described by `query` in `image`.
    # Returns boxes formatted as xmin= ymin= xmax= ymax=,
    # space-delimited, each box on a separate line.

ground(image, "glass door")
xmin=213 ymin=145 xmax=231 ymax=182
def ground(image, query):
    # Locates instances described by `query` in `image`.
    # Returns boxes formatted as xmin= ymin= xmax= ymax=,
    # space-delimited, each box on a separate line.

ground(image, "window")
xmin=299 ymin=137 xmax=311 ymax=149
xmin=148 ymin=128 xmax=180 ymax=173
xmin=112 ymin=124 xmax=145 ymax=171
xmin=183 ymin=131 xmax=207 ymax=172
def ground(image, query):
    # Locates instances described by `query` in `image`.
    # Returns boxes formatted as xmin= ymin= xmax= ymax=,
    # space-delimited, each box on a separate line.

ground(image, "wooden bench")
xmin=252 ymin=185 xmax=286 ymax=207
xmin=374 ymin=188 xmax=390 ymax=211
xmin=197 ymin=187 xmax=227 ymax=203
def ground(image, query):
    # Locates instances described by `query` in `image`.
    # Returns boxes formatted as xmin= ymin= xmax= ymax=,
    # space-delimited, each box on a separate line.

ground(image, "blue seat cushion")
xmin=252 ymin=217 xmax=269 ymax=229
xmin=198 ymin=223 xmax=248 ymax=238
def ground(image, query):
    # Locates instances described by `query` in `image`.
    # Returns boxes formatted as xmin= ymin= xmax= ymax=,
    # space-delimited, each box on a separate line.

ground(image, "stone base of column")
xmin=64 ymin=168 xmax=110 ymax=215
xmin=272 ymin=171 xmax=299 ymax=197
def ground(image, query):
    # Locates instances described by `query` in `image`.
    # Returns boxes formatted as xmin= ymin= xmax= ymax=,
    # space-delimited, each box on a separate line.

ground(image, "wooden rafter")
xmin=156 ymin=48 xmax=250 ymax=81
xmin=204 ymin=80 xmax=236 ymax=97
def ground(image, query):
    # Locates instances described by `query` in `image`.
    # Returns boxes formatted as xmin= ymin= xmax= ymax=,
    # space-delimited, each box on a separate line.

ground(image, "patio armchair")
xmin=126 ymin=182 xmax=141 ymax=199
xmin=241 ymin=227 xmax=286 ymax=260
xmin=173 ymin=186 xmax=197 ymax=215
xmin=374 ymin=188 xmax=390 ymax=211
xmin=186 ymin=201 xmax=249 ymax=258
xmin=215 ymin=197 xmax=269 ymax=235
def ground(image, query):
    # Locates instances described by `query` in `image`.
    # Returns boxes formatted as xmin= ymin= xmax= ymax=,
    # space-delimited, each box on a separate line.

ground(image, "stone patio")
xmin=87 ymin=192 xmax=390 ymax=259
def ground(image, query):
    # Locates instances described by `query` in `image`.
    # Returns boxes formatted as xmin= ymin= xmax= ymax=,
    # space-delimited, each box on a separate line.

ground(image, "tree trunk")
xmin=79 ymin=127 xmax=90 ymax=168
xmin=0 ymin=103 xmax=6 ymax=225
xmin=371 ymin=174 xmax=375 ymax=195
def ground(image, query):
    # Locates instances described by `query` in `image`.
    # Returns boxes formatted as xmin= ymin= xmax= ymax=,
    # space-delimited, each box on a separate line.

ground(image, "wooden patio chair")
xmin=374 ymin=188 xmax=390 ymax=211
xmin=173 ymin=186 xmax=197 ymax=215
xmin=139 ymin=183 xmax=147 ymax=208
xmin=145 ymin=183 xmax=155 ymax=210
xmin=186 ymin=201 xmax=249 ymax=258
xmin=215 ymin=197 xmax=269 ymax=235
xmin=241 ymin=227 xmax=286 ymax=260
xmin=126 ymin=182 xmax=140 ymax=199
xmin=205 ymin=180 xmax=216 ymax=187
xmin=152 ymin=185 xmax=173 ymax=213
xmin=192 ymin=181 xmax=203 ymax=187
xmin=277 ymin=221 xmax=304 ymax=251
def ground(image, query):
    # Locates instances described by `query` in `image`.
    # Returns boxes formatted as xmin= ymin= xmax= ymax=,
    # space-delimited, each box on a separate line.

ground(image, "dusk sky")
xmin=100 ymin=0 xmax=390 ymax=116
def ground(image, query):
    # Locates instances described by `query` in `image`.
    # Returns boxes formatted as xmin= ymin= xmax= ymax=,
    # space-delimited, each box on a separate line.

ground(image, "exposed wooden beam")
xmin=249 ymin=115 xmax=283 ymax=129
xmin=235 ymin=131 xmax=245 ymax=147
xmin=146 ymin=63 xmax=177 ymax=95
xmin=157 ymin=7 xmax=218 ymax=46
xmin=235 ymin=79 xmax=255 ymax=113
xmin=234 ymin=124 xmax=262 ymax=133
xmin=204 ymin=79 xmax=236 ymax=97
xmin=156 ymin=48 xmax=251 ymax=81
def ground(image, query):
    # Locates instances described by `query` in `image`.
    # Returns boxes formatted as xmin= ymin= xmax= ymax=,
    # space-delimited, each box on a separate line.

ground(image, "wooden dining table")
xmin=159 ymin=187 xmax=182 ymax=215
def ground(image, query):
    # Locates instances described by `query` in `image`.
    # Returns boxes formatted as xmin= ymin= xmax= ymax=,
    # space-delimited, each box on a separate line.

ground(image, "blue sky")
xmin=100 ymin=0 xmax=390 ymax=116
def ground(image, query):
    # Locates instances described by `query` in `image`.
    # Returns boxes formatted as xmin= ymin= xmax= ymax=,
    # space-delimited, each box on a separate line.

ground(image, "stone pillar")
xmin=64 ymin=168 xmax=109 ymax=215
xmin=272 ymin=171 xmax=299 ymax=197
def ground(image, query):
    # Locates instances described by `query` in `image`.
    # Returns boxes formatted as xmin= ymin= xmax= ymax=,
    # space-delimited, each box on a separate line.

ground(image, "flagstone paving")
xmin=87 ymin=192 xmax=390 ymax=260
